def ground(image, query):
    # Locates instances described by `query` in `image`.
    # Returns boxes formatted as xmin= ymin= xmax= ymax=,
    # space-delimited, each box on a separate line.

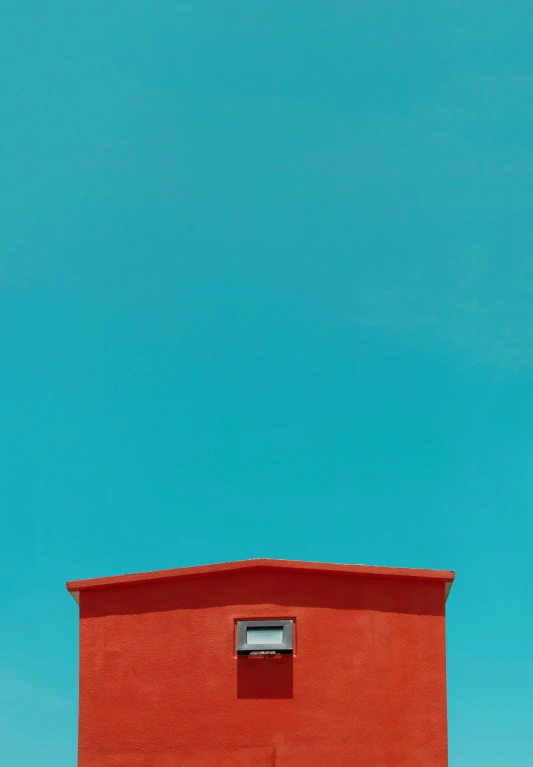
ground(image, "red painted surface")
xmin=68 ymin=560 xmax=454 ymax=767
xmin=67 ymin=557 xmax=455 ymax=594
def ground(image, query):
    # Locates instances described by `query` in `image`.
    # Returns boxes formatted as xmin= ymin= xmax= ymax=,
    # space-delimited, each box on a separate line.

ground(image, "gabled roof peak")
xmin=66 ymin=557 xmax=455 ymax=604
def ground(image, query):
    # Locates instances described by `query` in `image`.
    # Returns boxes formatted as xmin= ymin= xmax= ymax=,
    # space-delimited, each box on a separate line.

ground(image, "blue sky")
xmin=1 ymin=1 xmax=532 ymax=764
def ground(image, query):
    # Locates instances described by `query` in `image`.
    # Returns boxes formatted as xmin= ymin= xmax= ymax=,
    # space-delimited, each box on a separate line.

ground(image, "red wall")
xmin=78 ymin=568 xmax=448 ymax=766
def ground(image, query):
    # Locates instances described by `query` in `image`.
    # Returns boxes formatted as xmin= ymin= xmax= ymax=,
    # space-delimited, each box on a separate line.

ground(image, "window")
xmin=247 ymin=626 xmax=284 ymax=645
xmin=236 ymin=619 xmax=293 ymax=654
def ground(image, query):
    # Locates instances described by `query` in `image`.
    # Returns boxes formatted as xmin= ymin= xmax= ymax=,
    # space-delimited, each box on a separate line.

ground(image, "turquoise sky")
xmin=2 ymin=2 xmax=532 ymax=764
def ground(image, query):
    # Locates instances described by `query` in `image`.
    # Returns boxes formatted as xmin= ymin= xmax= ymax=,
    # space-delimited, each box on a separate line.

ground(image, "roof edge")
xmin=66 ymin=558 xmax=455 ymax=602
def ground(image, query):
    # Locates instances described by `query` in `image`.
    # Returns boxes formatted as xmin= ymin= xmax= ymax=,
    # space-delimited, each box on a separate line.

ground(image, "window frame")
xmin=236 ymin=619 xmax=294 ymax=654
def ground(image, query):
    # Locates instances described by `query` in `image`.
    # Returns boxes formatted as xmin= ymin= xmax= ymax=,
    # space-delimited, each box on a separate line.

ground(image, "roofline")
xmin=66 ymin=558 xmax=455 ymax=604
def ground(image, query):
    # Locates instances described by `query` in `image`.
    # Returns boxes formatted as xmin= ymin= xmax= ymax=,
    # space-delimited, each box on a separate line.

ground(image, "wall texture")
xmin=77 ymin=567 xmax=449 ymax=766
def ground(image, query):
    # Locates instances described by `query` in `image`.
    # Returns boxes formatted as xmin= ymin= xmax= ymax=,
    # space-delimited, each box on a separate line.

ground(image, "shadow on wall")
xmin=237 ymin=655 xmax=293 ymax=699
xmin=80 ymin=569 xmax=445 ymax=619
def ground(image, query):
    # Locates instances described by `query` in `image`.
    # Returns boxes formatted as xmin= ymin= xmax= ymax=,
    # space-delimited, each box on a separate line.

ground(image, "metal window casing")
xmin=236 ymin=619 xmax=294 ymax=654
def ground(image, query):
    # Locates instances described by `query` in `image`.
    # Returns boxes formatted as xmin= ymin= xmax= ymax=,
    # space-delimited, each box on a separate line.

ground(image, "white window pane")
xmin=246 ymin=626 xmax=283 ymax=645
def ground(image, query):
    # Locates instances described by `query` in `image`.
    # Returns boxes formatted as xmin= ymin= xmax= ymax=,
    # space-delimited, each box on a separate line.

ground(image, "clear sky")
xmin=1 ymin=2 xmax=532 ymax=764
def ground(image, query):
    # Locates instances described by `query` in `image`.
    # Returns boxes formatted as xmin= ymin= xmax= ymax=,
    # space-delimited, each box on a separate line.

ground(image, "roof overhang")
xmin=66 ymin=558 xmax=455 ymax=604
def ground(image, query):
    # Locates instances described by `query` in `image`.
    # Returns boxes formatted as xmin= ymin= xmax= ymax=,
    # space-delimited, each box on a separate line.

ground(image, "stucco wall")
xmin=78 ymin=568 xmax=448 ymax=766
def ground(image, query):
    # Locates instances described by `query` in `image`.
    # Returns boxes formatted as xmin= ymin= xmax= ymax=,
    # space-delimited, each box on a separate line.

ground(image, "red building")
xmin=67 ymin=558 xmax=455 ymax=766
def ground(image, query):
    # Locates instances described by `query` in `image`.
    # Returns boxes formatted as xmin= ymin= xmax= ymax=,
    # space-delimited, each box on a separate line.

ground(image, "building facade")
xmin=67 ymin=558 xmax=454 ymax=766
